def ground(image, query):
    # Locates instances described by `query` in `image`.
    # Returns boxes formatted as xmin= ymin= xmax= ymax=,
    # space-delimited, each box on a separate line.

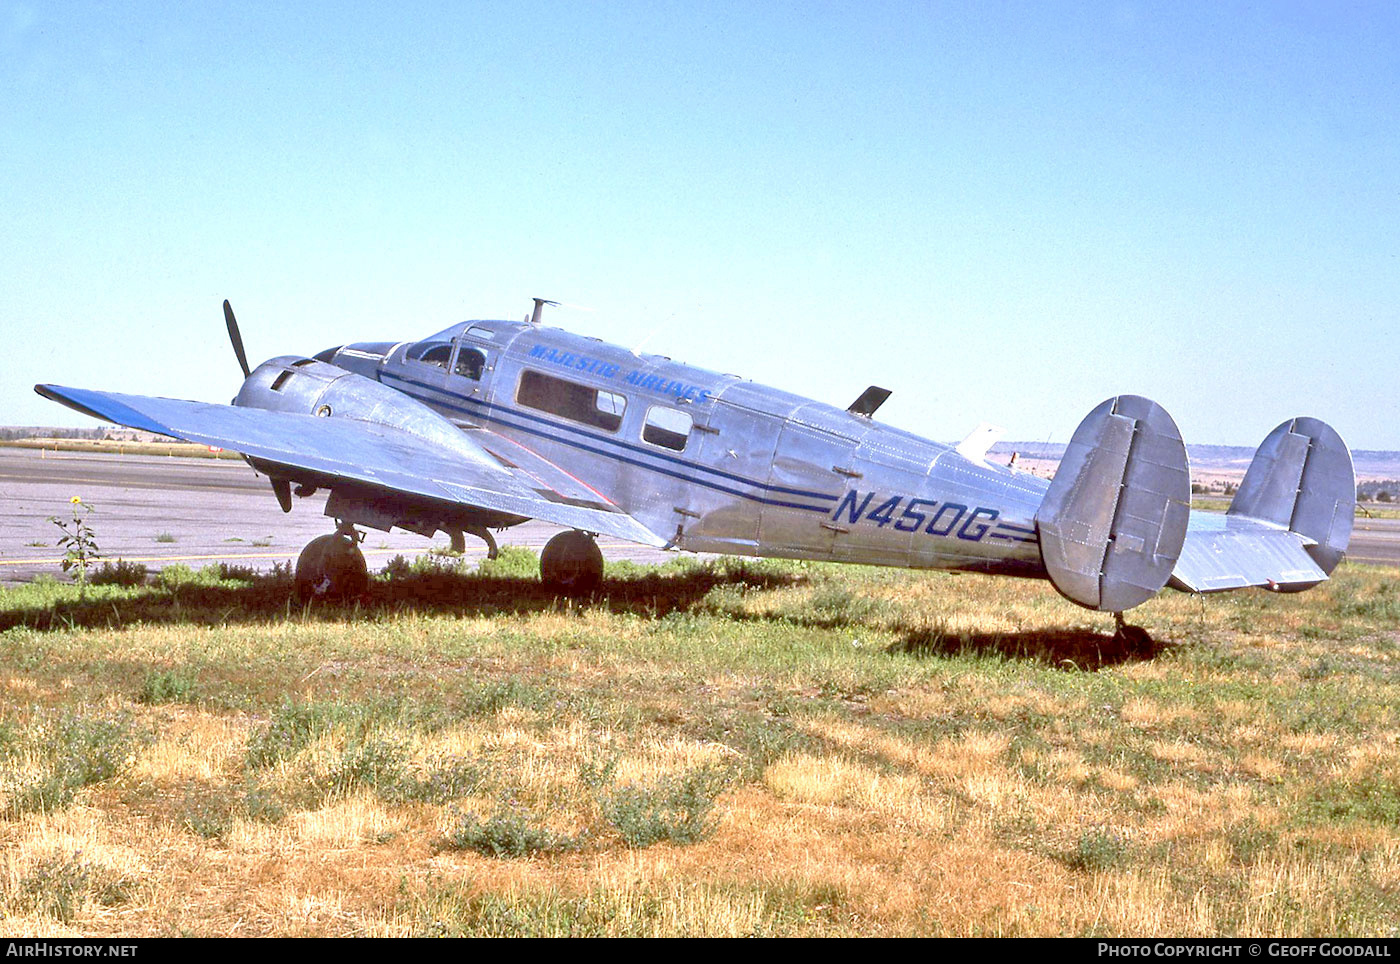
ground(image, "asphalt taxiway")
xmin=1 ymin=446 xmax=1396 ymax=586
xmin=0 ymin=447 xmax=678 ymax=585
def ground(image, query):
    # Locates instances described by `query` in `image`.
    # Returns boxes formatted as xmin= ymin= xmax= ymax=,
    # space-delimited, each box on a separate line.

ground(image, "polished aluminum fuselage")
xmin=336 ymin=319 xmax=1052 ymax=578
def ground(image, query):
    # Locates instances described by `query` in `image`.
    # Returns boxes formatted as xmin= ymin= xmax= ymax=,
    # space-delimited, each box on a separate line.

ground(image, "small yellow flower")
xmin=71 ymin=496 xmax=82 ymax=504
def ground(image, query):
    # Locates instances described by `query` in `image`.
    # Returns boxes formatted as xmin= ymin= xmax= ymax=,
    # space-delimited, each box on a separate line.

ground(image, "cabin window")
xmin=454 ymin=347 xmax=486 ymax=380
xmin=516 ymin=369 xmax=626 ymax=432
xmin=642 ymin=405 xmax=692 ymax=451
xmin=407 ymin=342 xmax=453 ymax=369
xmin=465 ymin=325 xmax=496 ymax=341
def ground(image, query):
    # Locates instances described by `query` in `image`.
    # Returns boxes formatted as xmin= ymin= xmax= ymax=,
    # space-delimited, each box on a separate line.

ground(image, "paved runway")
xmin=1 ymin=447 xmax=1396 ymax=586
xmin=1349 ymin=515 xmax=1400 ymax=570
xmin=0 ymin=447 xmax=678 ymax=585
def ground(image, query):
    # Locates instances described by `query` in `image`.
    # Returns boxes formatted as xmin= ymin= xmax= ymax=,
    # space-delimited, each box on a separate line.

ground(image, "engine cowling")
xmin=233 ymin=356 xmax=524 ymax=535
xmin=234 ymin=355 xmax=484 ymax=463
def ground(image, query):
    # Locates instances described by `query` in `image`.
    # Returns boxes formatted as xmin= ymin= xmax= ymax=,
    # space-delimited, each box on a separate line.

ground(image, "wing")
xmin=35 ymin=384 xmax=667 ymax=548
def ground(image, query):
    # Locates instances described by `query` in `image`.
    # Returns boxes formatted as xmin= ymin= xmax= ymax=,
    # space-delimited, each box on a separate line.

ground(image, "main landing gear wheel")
xmin=295 ymin=528 xmax=368 ymax=603
xmin=540 ymin=530 xmax=603 ymax=596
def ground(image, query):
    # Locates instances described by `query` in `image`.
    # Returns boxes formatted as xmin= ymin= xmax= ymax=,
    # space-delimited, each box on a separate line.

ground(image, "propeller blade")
xmin=223 ymin=299 xmax=251 ymax=378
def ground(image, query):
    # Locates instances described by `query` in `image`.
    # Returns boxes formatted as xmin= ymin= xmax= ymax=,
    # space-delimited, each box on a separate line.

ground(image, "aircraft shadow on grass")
xmin=2 ymin=566 xmax=1163 ymax=669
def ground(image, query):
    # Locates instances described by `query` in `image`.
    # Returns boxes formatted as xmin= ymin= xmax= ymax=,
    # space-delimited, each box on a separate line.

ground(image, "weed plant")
xmin=0 ymin=710 xmax=143 ymax=818
xmin=601 ymin=766 xmax=730 ymax=848
xmin=90 ymin=559 xmax=148 ymax=587
xmin=442 ymin=804 xmax=582 ymax=857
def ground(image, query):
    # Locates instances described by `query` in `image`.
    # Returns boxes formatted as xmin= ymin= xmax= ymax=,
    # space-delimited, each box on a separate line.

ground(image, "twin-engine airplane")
xmin=37 ymin=299 xmax=1355 ymax=640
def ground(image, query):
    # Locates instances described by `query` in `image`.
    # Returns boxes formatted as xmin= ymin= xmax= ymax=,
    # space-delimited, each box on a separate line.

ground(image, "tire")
xmin=295 ymin=533 xmax=369 ymax=602
xmin=539 ymin=531 xmax=603 ymax=596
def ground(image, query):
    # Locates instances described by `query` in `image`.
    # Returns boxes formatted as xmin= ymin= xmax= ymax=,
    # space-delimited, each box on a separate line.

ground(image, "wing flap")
xmin=36 ymin=384 xmax=667 ymax=548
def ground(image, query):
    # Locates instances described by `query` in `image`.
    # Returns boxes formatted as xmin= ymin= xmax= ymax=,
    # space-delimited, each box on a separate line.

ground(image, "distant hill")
xmin=990 ymin=442 xmax=1400 ymax=483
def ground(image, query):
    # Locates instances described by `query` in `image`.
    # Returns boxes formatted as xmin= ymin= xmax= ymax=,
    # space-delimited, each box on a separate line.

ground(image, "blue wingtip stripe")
xmin=36 ymin=385 xmax=173 ymax=438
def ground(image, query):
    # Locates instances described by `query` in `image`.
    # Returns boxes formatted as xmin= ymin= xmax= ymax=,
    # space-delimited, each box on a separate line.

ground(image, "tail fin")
xmin=1035 ymin=395 xmax=1191 ymax=612
xmin=1228 ymin=417 xmax=1355 ymax=575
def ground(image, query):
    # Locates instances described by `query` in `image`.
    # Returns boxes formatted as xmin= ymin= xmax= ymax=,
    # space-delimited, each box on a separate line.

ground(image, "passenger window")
xmin=407 ymin=342 xmax=453 ymax=369
xmin=642 ymin=406 xmax=692 ymax=451
xmin=516 ymin=370 xmax=627 ymax=432
xmin=454 ymin=347 xmax=486 ymax=380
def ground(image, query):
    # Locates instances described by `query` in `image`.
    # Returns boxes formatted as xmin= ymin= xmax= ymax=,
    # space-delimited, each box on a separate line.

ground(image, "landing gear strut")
xmin=448 ymin=525 xmax=498 ymax=560
xmin=295 ymin=523 xmax=368 ymax=603
xmin=540 ymin=530 xmax=603 ymax=595
xmin=1112 ymin=612 xmax=1153 ymax=654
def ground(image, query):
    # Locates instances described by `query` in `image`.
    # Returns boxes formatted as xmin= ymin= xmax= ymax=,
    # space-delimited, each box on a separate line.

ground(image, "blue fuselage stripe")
xmin=380 ymin=370 xmax=839 ymax=512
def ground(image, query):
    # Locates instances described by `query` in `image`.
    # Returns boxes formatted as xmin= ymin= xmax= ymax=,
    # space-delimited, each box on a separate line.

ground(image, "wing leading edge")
xmin=35 ymin=384 xmax=667 ymax=548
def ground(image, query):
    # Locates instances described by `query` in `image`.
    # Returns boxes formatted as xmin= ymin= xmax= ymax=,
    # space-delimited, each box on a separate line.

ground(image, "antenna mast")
xmin=528 ymin=297 xmax=559 ymax=326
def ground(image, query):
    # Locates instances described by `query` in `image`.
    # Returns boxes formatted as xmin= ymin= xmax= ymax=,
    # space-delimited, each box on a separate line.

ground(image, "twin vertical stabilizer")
xmin=1036 ymin=397 xmax=1356 ymax=610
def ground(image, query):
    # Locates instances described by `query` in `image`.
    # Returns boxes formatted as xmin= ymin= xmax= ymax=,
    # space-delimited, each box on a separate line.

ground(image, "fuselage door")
xmin=669 ymin=397 xmax=783 ymax=555
xmin=761 ymin=421 xmax=861 ymax=559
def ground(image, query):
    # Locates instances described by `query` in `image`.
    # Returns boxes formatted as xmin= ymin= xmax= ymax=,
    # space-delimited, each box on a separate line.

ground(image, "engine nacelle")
xmin=233 ymin=356 xmax=524 ymax=535
xmin=234 ymin=355 xmax=485 ymax=465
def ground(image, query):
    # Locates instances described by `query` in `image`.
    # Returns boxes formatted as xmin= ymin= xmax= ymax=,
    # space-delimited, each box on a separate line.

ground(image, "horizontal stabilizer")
xmin=1036 ymin=395 xmax=1191 ymax=612
xmin=1173 ymin=416 xmax=1354 ymax=593
xmin=1171 ymin=514 xmax=1327 ymax=592
xmin=34 ymin=384 xmax=667 ymax=548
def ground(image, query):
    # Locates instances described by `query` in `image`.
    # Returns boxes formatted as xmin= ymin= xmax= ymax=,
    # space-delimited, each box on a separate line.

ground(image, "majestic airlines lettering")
xmin=528 ymin=344 xmax=712 ymax=403
xmin=526 ymin=344 xmax=620 ymax=378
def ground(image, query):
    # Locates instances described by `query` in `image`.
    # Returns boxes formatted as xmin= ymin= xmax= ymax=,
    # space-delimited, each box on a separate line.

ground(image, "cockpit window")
xmin=407 ymin=342 xmax=453 ymax=369
xmin=516 ymin=369 xmax=626 ymax=432
xmin=454 ymin=347 xmax=486 ymax=380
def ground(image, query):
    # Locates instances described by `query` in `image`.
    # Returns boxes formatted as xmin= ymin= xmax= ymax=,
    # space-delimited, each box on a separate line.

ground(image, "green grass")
xmin=1193 ymin=497 xmax=1400 ymax=521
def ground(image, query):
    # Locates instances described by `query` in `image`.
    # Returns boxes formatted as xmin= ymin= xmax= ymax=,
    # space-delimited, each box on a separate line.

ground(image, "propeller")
xmin=223 ymin=299 xmax=251 ymax=378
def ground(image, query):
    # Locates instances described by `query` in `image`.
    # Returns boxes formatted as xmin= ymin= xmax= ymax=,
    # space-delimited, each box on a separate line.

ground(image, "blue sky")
xmin=3 ymin=1 xmax=1396 ymax=450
